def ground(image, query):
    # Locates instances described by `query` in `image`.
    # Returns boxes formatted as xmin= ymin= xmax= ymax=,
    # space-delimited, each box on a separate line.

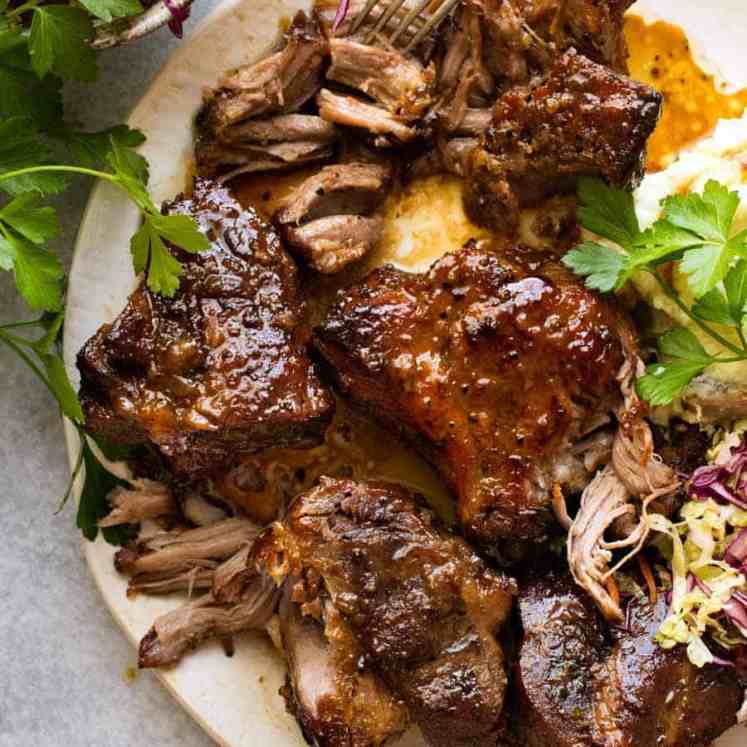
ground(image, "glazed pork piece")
xmin=428 ymin=0 xmax=636 ymax=175
xmin=314 ymin=241 xmax=630 ymax=556
xmin=514 ymin=571 xmax=742 ymax=747
xmin=274 ymin=162 xmax=391 ymax=273
xmin=77 ymin=178 xmax=334 ymax=478
xmin=263 ymin=477 xmax=516 ymax=747
xmin=465 ymin=50 xmax=662 ymax=232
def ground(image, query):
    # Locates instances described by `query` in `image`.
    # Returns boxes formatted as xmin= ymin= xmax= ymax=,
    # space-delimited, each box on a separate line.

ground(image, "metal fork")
xmin=347 ymin=0 xmax=462 ymax=52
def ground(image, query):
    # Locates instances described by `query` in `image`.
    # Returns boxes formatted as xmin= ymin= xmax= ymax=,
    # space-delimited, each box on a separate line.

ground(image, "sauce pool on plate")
xmin=625 ymin=15 xmax=747 ymax=171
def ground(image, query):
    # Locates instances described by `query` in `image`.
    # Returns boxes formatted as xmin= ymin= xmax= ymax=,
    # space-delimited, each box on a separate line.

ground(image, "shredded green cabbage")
xmin=650 ymin=492 xmax=747 ymax=666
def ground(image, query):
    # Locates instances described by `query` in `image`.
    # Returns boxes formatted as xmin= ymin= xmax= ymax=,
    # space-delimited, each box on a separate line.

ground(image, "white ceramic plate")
xmin=62 ymin=1 xmax=747 ymax=744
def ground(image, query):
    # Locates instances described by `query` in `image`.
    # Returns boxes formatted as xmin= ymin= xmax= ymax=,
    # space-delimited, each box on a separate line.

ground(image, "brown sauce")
xmin=625 ymin=15 xmax=747 ymax=172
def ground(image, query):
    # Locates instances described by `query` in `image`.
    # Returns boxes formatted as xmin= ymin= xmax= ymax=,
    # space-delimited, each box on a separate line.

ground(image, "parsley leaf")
xmin=692 ymin=288 xmax=734 ymax=327
xmin=148 ymin=213 xmax=209 ymax=253
xmin=659 ymin=181 xmax=747 ymax=297
xmin=636 ymin=329 xmax=714 ymax=405
xmin=105 ymin=135 xmax=152 ymax=211
xmin=29 ymin=6 xmax=97 ymax=82
xmin=40 ymin=352 xmax=84 ymax=422
xmin=577 ymin=177 xmax=640 ymax=249
xmin=55 ymin=125 xmax=146 ymax=169
xmin=78 ymin=0 xmax=143 ymax=22
xmin=131 ymin=220 xmax=181 ymax=296
xmin=0 ymin=118 xmax=68 ymax=196
xmin=0 ymin=193 xmax=59 ymax=243
xmin=637 ymin=360 xmax=710 ymax=407
xmin=662 ymin=181 xmax=738 ymax=242
xmin=659 ymin=328 xmax=712 ymax=362
xmin=130 ymin=215 xmax=209 ymax=296
xmin=0 ymin=231 xmax=63 ymax=311
xmin=725 ymin=260 xmax=747 ymax=323
xmin=562 ymin=241 xmax=625 ymax=292
xmin=0 ymin=39 xmax=64 ymax=129
xmin=77 ymin=437 xmax=134 ymax=544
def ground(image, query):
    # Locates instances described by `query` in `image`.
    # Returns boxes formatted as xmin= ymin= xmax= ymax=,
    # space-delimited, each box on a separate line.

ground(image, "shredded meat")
xmin=201 ymin=13 xmax=327 ymax=134
xmin=317 ymin=88 xmax=420 ymax=144
xmin=115 ymin=517 xmax=260 ymax=597
xmin=98 ymin=479 xmax=176 ymax=528
xmin=138 ymin=579 xmax=277 ymax=668
xmin=567 ymin=354 xmax=679 ymax=621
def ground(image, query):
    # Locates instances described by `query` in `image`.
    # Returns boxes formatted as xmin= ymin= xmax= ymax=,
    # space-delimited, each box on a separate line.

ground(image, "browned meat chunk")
xmin=314 ymin=242 xmax=629 ymax=555
xmin=275 ymin=162 xmax=391 ymax=273
xmin=202 ymin=13 xmax=327 ymax=133
xmin=196 ymin=114 xmax=339 ymax=180
xmin=77 ymin=178 xmax=334 ymax=478
xmin=327 ymin=39 xmax=435 ymax=120
xmin=276 ymin=163 xmax=390 ymax=226
xmin=465 ymin=51 xmax=662 ymax=232
xmin=317 ymin=88 xmax=419 ymax=144
xmin=195 ymin=14 xmax=333 ymax=179
xmin=515 ymin=571 xmax=742 ymax=747
xmin=515 ymin=569 xmax=609 ymax=746
xmin=513 ymin=0 xmax=635 ymax=73
xmin=460 ymin=0 xmax=633 ymax=88
xmin=262 ymin=477 xmax=516 ymax=747
xmin=430 ymin=0 xmax=634 ymax=166
xmin=285 ymin=215 xmax=384 ymax=274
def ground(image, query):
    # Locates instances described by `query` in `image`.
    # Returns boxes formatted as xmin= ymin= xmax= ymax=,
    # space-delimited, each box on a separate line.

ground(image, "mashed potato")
xmin=632 ymin=111 xmax=747 ymax=385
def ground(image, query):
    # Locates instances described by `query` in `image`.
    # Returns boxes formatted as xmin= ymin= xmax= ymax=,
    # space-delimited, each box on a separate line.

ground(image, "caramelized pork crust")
xmin=77 ymin=178 xmax=334 ymax=478
xmin=267 ymin=477 xmax=516 ymax=747
xmin=465 ymin=50 xmax=662 ymax=232
xmin=515 ymin=571 xmax=742 ymax=747
xmin=314 ymin=242 xmax=629 ymax=554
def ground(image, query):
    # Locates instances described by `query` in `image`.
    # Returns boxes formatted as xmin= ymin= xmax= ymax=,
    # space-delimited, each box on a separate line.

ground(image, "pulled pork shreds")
xmin=115 ymin=518 xmax=260 ymax=597
xmin=98 ymin=480 xmax=176 ymax=528
xmin=567 ymin=353 xmax=679 ymax=622
xmin=138 ymin=540 xmax=279 ymax=668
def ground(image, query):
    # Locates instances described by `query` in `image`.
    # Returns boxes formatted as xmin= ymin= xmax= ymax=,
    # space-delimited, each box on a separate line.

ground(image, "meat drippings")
xmin=625 ymin=15 xmax=747 ymax=171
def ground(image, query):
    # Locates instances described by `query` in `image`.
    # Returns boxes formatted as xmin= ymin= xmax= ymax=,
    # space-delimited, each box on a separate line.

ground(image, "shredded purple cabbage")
xmin=164 ymin=0 xmax=191 ymax=38
xmin=332 ymin=0 xmax=350 ymax=32
xmin=726 ymin=528 xmax=747 ymax=569
xmin=689 ymin=440 xmax=747 ymax=510
xmin=724 ymin=596 xmax=747 ymax=633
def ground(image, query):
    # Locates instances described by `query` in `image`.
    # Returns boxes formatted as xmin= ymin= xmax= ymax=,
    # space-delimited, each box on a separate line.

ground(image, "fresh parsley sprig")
xmin=1 ymin=0 xmax=205 ymax=542
xmin=564 ymin=178 xmax=747 ymax=406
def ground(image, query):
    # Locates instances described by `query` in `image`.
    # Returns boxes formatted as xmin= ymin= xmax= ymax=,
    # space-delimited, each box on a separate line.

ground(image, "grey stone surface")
xmin=0 ymin=6 xmax=219 ymax=745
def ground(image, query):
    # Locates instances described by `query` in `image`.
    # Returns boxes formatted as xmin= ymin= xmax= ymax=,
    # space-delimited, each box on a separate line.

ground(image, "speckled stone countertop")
xmin=0 ymin=7 xmax=218 ymax=745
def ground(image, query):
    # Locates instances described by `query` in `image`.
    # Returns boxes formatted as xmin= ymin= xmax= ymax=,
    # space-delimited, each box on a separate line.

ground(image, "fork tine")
xmin=388 ymin=0 xmax=432 ymax=44
xmin=349 ymin=0 xmax=380 ymax=33
xmin=364 ymin=0 xmax=408 ymax=42
xmin=403 ymin=0 xmax=460 ymax=52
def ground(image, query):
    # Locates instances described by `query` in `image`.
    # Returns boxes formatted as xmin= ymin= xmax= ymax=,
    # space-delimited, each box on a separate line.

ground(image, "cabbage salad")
xmin=651 ymin=425 xmax=747 ymax=668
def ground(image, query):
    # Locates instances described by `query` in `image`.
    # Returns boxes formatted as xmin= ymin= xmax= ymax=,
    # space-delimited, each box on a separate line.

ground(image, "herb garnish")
xmin=564 ymin=178 xmax=747 ymax=406
xmin=1 ymin=1 xmax=206 ymax=541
